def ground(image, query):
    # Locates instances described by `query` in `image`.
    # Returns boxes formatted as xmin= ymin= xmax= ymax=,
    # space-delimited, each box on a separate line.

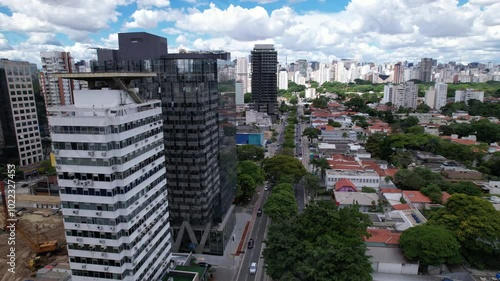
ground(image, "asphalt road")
xmin=236 ymin=187 xmax=270 ymax=281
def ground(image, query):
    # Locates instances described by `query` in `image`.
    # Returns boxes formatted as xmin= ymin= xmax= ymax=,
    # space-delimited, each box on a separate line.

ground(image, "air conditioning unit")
xmin=76 ymin=238 xmax=83 ymax=242
xmin=97 ymin=226 xmax=103 ymax=230
xmin=101 ymin=152 xmax=107 ymax=156
xmin=73 ymin=179 xmax=80 ymax=185
xmin=55 ymin=165 xmax=61 ymax=169
xmin=142 ymin=168 xmax=145 ymax=172
xmin=83 ymin=182 xmax=88 ymax=186
xmin=110 ymin=226 xmax=115 ymax=230
xmin=89 ymin=180 xmax=94 ymax=186
xmin=88 ymin=151 xmax=94 ymax=156
xmin=135 ymin=143 xmax=139 ymax=147
xmin=89 ymin=245 xmax=95 ymax=249
xmin=54 ymin=150 xmax=59 ymax=155
xmin=102 ymin=253 xmax=108 ymax=257
xmin=74 ymin=223 xmax=80 ymax=227
xmin=81 ymin=264 xmax=86 ymax=269
xmin=99 ymin=239 xmax=105 ymax=244
xmin=72 ymin=210 xmax=79 ymax=214
xmin=96 ymin=212 xmax=102 ymax=216
xmin=104 ymin=266 xmax=109 ymax=271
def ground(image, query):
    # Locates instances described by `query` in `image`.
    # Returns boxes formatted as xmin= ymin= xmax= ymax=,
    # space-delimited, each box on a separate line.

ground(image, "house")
xmin=326 ymin=169 xmax=380 ymax=190
xmin=365 ymin=228 xmax=401 ymax=247
xmin=402 ymin=191 xmax=431 ymax=209
xmin=442 ymin=167 xmax=483 ymax=180
xmin=334 ymin=178 xmax=357 ymax=192
xmin=367 ymin=247 xmax=419 ymax=275
xmin=334 ymin=191 xmax=380 ymax=212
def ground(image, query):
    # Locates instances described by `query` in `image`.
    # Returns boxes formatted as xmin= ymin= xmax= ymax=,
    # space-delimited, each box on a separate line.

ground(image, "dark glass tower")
xmin=91 ymin=33 xmax=236 ymax=255
xmin=251 ymin=44 xmax=278 ymax=119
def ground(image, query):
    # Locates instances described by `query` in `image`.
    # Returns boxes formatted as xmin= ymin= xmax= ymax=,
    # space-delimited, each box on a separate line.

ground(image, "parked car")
xmin=249 ymin=262 xmax=257 ymax=274
xmin=264 ymin=186 xmax=269 ymax=191
xmin=257 ymin=208 xmax=262 ymax=216
xmin=247 ymin=239 xmax=254 ymax=249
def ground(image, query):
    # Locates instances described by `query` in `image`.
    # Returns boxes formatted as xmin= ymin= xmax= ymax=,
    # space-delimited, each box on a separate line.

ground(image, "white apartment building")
xmin=388 ymin=82 xmax=417 ymax=109
xmin=0 ymin=59 xmax=43 ymax=167
xmin=236 ymin=57 xmax=249 ymax=93
xmin=455 ymin=89 xmax=484 ymax=104
xmin=40 ymin=51 xmax=74 ymax=108
xmin=49 ymin=74 xmax=172 ymax=281
xmin=424 ymin=82 xmax=448 ymax=110
xmin=278 ymin=70 xmax=288 ymax=90
xmin=325 ymin=169 xmax=380 ymax=190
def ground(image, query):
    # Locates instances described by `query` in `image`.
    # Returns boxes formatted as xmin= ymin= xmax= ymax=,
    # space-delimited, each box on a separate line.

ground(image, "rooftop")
xmin=334 ymin=191 xmax=379 ymax=206
xmin=365 ymin=228 xmax=401 ymax=245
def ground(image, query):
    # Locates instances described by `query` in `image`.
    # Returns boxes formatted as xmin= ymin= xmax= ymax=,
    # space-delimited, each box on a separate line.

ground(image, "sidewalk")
xmin=193 ymin=208 xmax=252 ymax=280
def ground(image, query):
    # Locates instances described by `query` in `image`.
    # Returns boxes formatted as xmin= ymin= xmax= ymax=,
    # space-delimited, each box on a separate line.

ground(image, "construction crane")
xmin=0 ymin=181 xmax=59 ymax=254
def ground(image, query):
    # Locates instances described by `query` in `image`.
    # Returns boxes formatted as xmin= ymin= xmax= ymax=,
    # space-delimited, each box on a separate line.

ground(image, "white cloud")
xmin=0 ymin=33 xmax=12 ymax=51
xmin=124 ymin=8 xmax=185 ymax=28
xmin=136 ymin=0 xmax=170 ymax=8
xmin=176 ymin=4 xmax=294 ymax=41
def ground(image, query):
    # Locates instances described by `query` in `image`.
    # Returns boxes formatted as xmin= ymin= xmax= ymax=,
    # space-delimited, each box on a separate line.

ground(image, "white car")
xmin=249 ymin=262 xmax=257 ymax=274
xmin=264 ymin=186 xmax=269 ymax=191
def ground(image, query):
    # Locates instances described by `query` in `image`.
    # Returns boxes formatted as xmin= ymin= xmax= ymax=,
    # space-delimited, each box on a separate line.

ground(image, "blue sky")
xmin=0 ymin=0 xmax=499 ymax=66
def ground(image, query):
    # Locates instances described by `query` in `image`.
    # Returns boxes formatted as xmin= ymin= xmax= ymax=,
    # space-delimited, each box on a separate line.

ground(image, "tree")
xmin=447 ymin=182 xmax=482 ymax=196
xmin=361 ymin=187 xmax=376 ymax=193
xmin=237 ymin=174 xmax=256 ymax=200
xmin=244 ymin=92 xmax=252 ymax=103
xmin=237 ymin=160 xmax=265 ymax=185
xmin=311 ymin=96 xmax=328 ymax=108
xmin=405 ymin=126 xmax=425 ymax=134
xmin=264 ymin=184 xmax=298 ymax=221
xmin=327 ymin=119 xmax=342 ymax=127
xmin=428 ymin=194 xmax=500 ymax=268
xmin=311 ymin=157 xmax=330 ymax=180
xmin=38 ymin=159 xmax=56 ymax=176
xmin=420 ymin=184 xmax=442 ymax=204
xmin=280 ymin=147 xmax=295 ymax=157
xmin=264 ymin=201 xmax=373 ymax=281
xmin=302 ymin=127 xmax=320 ymax=142
xmin=400 ymin=225 xmax=461 ymax=268
xmin=400 ymin=116 xmax=419 ymax=129
xmin=237 ymin=145 xmax=265 ymax=162
xmin=416 ymin=103 xmax=431 ymax=113
xmin=290 ymin=95 xmax=299 ymax=105
xmin=344 ymin=96 xmax=367 ymax=112
xmin=304 ymin=173 xmax=321 ymax=199
xmin=263 ymin=155 xmax=307 ymax=184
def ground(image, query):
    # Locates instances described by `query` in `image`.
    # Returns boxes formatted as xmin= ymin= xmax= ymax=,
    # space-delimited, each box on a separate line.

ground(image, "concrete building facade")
xmin=49 ymin=73 xmax=172 ymax=281
xmin=40 ymin=51 xmax=74 ymax=107
xmin=0 ymin=59 xmax=43 ymax=167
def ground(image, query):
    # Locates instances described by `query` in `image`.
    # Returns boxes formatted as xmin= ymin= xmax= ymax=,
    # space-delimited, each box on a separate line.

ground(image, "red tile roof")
xmin=393 ymin=204 xmax=411 ymax=210
xmin=334 ymin=178 xmax=357 ymax=192
xmin=441 ymin=192 xmax=451 ymax=203
xmin=365 ymin=229 xmax=401 ymax=245
xmin=380 ymin=188 xmax=402 ymax=194
xmin=403 ymin=191 xmax=432 ymax=203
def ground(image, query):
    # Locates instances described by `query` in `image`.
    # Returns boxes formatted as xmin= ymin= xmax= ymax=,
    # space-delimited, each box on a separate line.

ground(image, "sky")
xmin=0 ymin=0 xmax=499 ymax=67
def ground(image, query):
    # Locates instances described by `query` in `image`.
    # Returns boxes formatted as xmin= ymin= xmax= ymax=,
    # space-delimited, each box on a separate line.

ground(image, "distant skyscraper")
xmin=387 ymin=81 xmax=418 ymax=110
xmin=425 ymin=83 xmax=448 ymax=110
xmin=49 ymin=73 xmax=172 ymax=281
xmin=235 ymin=81 xmax=244 ymax=104
xmin=0 ymin=59 xmax=43 ymax=167
xmin=251 ymin=44 xmax=278 ymax=118
xmin=236 ymin=57 xmax=249 ymax=93
xmin=419 ymin=58 xmax=433 ymax=83
xmin=278 ymin=70 xmax=288 ymax=90
xmin=297 ymin=59 xmax=308 ymax=77
xmin=40 ymin=51 xmax=74 ymax=108
xmin=393 ymin=62 xmax=403 ymax=84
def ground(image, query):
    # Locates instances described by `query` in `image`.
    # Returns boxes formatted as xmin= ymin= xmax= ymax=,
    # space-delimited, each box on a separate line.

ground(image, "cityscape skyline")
xmin=1 ymin=0 xmax=500 ymax=66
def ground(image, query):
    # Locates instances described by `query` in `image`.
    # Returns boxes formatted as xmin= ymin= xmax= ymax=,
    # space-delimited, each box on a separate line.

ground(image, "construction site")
xmin=0 ymin=185 xmax=68 ymax=281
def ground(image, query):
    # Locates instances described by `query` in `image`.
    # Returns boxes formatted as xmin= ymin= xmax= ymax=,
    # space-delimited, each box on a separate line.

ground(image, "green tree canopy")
xmin=244 ymin=92 xmax=252 ymax=103
xmin=237 ymin=145 xmax=265 ymax=162
xmin=302 ymin=127 xmax=320 ymax=141
xmin=264 ymin=201 xmax=373 ymax=281
xmin=428 ymin=194 xmax=500 ymax=268
xmin=237 ymin=160 xmax=265 ymax=185
xmin=400 ymin=225 xmax=461 ymax=267
xmin=237 ymin=174 xmax=256 ymax=199
xmin=263 ymin=155 xmax=307 ymax=184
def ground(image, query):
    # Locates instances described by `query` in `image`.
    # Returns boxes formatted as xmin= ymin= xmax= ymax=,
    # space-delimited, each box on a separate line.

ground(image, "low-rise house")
xmin=442 ymin=167 xmax=483 ymax=180
xmin=365 ymin=228 xmax=401 ymax=248
xmin=367 ymin=247 xmax=419 ymax=275
xmin=334 ymin=191 xmax=380 ymax=212
xmin=334 ymin=178 xmax=357 ymax=192
xmin=326 ymin=169 xmax=380 ymax=190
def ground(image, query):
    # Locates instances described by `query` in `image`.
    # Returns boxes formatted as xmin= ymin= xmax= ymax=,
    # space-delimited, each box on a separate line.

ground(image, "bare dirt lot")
xmin=0 ymin=211 xmax=67 ymax=281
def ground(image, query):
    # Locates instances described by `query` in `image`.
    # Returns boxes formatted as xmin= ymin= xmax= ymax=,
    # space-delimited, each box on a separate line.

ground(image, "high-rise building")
xmin=387 ymin=81 xmax=418 ymax=110
xmin=0 ymin=59 xmax=43 ymax=167
xmin=297 ymin=59 xmax=308 ymax=77
xmin=278 ymin=69 xmax=288 ymax=90
xmin=419 ymin=58 xmax=433 ymax=83
xmin=48 ymin=73 xmax=172 ymax=281
xmin=91 ymin=32 xmax=236 ymax=255
xmin=393 ymin=62 xmax=403 ymax=84
xmin=40 ymin=51 xmax=74 ymax=107
xmin=251 ymin=44 xmax=278 ymax=119
xmin=454 ymin=89 xmax=484 ymax=104
xmin=425 ymin=82 xmax=448 ymax=110
xmin=236 ymin=57 xmax=249 ymax=93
